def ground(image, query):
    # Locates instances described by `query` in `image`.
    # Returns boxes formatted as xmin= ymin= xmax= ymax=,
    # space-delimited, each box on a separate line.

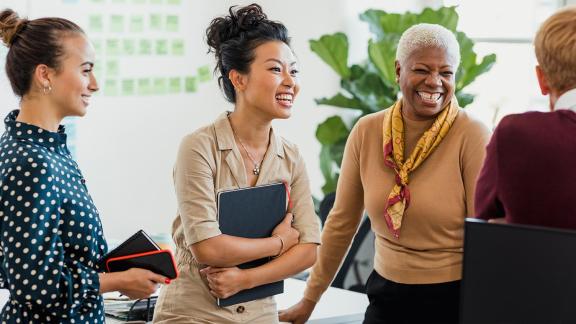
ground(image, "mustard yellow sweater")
xmin=304 ymin=108 xmax=490 ymax=302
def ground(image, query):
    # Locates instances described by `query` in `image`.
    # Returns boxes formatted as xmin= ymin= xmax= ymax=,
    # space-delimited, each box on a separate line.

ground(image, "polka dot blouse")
xmin=0 ymin=110 xmax=108 ymax=323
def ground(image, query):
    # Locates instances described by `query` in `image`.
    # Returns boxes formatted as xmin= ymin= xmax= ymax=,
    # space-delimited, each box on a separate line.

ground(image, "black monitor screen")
xmin=461 ymin=218 xmax=576 ymax=324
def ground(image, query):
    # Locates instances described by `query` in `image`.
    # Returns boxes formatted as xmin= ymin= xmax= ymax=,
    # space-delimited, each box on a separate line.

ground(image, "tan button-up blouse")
xmin=153 ymin=112 xmax=321 ymax=323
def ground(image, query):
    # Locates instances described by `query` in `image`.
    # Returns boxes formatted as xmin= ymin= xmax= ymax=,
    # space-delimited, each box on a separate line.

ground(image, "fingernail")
xmin=165 ymin=278 xmax=171 ymax=284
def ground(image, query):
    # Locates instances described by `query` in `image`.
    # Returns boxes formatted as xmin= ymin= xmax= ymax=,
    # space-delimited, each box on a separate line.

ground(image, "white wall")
xmin=0 ymin=0 xmax=423 ymax=241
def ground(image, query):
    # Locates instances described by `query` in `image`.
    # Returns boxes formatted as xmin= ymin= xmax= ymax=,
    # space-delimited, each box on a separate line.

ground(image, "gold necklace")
xmin=227 ymin=114 xmax=265 ymax=175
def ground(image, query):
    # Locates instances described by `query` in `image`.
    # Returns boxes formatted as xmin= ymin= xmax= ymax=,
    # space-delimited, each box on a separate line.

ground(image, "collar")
xmin=554 ymin=88 xmax=576 ymax=112
xmin=3 ymin=109 xmax=68 ymax=151
xmin=214 ymin=111 xmax=285 ymax=159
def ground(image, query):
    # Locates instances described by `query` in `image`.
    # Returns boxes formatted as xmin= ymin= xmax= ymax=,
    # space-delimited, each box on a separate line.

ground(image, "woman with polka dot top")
xmin=0 ymin=9 xmax=169 ymax=323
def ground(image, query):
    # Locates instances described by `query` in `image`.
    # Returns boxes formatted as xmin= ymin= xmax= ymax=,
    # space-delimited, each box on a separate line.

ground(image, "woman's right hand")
xmin=116 ymin=268 xmax=168 ymax=299
xmin=272 ymin=212 xmax=300 ymax=255
xmin=278 ymin=297 xmax=317 ymax=324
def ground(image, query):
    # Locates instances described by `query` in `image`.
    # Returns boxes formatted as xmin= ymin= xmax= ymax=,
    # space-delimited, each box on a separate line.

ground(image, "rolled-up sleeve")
xmin=174 ymin=134 xmax=222 ymax=246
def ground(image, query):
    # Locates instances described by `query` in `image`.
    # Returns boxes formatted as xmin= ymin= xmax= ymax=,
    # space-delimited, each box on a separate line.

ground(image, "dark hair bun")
xmin=0 ymin=9 xmax=27 ymax=47
xmin=206 ymin=4 xmax=267 ymax=55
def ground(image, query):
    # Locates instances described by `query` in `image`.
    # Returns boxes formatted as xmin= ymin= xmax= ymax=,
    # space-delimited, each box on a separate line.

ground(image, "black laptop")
xmin=460 ymin=218 xmax=576 ymax=324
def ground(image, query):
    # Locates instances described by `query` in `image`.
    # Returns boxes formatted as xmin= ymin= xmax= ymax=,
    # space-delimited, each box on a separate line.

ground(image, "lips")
xmin=81 ymin=95 xmax=91 ymax=106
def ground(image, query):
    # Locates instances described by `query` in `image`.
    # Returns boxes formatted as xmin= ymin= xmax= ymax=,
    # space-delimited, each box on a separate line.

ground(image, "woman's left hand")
xmin=200 ymin=266 xmax=251 ymax=299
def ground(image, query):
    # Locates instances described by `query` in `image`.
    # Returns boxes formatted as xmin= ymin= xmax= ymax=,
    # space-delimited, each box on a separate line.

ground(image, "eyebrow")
xmin=415 ymin=63 xmax=454 ymax=69
xmin=265 ymin=58 xmax=297 ymax=66
xmin=81 ymin=62 xmax=94 ymax=68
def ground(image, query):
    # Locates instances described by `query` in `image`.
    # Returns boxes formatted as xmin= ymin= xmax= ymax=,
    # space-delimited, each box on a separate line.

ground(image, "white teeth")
xmin=418 ymin=91 xmax=441 ymax=101
xmin=276 ymin=94 xmax=293 ymax=102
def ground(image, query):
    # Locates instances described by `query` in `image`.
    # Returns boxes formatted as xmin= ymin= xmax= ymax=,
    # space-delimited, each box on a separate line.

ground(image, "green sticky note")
xmin=153 ymin=78 xmax=167 ymax=94
xmin=150 ymin=0 xmax=162 ymax=4
xmin=171 ymin=39 xmax=185 ymax=56
xmin=185 ymin=76 xmax=197 ymax=93
xmin=150 ymin=14 xmax=163 ymax=31
xmin=155 ymin=40 xmax=168 ymax=55
xmin=122 ymin=39 xmax=136 ymax=55
xmin=132 ymin=0 xmax=146 ymax=3
xmin=106 ymin=39 xmax=120 ymax=56
xmin=110 ymin=15 xmax=124 ymax=33
xmin=91 ymin=39 xmax=103 ymax=55
xmin=139 ymin=39 xmax=152 ymax=55
xmin=122 ymin=79 xmax=135 ymax=95
xmin=104 ymin=79 xmax=118 ymax=96
xmin=166 ymin=0 xmax=181 ymax=4
xmin=88 ymin=15 xmax=103 ymax=33
xmin=166 ymin=15 xmax=179 ymax=32
xmin=129 ymin=16 xmax=144 ymax=33
xmin=106 ymin=60 xmax=120 ymax=76
xmin=169 ymin=77 xmax=181 ymax=93
xmin=198 ymin=65 xmax=211 ymax=82
xmin=137 ymin=78 xmax=151 ymax=95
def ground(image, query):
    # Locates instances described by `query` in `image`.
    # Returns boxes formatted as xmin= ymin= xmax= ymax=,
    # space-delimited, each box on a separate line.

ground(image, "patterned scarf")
xmin=382 ymin=98 xmax=459 ymax=238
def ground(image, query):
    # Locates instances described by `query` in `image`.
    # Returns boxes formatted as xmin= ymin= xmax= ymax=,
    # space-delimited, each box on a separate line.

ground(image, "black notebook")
xmin=216 ymin=182 xmax=287 ymax=307
xmin=101 ymin=230 xmax=160 ymax=268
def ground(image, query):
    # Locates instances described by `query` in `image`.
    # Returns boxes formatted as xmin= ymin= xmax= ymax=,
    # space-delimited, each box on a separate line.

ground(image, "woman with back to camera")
xmin=280 ymin=23 xmax=491 ymax=324
xmin=152 ymin=3 xmax=321 ymax=324
xmin=0 ymin=9 xmax=168 ymax=323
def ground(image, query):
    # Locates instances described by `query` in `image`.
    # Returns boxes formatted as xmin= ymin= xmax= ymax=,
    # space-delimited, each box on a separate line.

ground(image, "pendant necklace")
xmin=228 ymin=115 xmax=264 ymax=175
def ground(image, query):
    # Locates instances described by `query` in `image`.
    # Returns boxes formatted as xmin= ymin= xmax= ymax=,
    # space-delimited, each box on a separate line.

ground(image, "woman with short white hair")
xmin=280 ymin=23 xmax=490 ymax=324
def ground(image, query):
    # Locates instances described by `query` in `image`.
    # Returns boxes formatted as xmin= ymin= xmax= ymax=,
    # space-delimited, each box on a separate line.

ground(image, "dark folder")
xmin=102 ymin=230 xmax=179 ymax=279
xmin=216 ymin=182 xmax=287 ymax=307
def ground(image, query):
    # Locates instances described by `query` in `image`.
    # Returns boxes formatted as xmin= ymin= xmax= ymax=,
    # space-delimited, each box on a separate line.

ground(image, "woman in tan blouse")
xmin=152 ymin=4 xmax=321 ymax=324
xmin=280 ymin=24 xmax=490 ymax=324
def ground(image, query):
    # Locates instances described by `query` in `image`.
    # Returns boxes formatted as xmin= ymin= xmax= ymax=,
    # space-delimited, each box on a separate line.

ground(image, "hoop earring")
xmin=43 ymin=84 xmax=52 ymax=95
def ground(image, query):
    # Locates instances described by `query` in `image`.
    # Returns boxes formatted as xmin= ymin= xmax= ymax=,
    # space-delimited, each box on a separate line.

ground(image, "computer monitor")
xmin=460 ymin=218 xmax=576 ymax=324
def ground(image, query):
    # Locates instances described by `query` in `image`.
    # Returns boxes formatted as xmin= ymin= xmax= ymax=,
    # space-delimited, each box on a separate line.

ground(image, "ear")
xmin=32 ymin=64 xmax=54 ymax=90
xmin=395 ymin=60 xmax=401 ymax=83
xmin=228 ymin=69 xmax=247 ymax=92
xmin=535 ymin=65 xmax=550 ymax=96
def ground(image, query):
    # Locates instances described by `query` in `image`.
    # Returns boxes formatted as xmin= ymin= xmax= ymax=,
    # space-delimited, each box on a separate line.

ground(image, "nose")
xmin=425 ymin=72 xmax=442 ymax=87
xmin=282 ymin=70 xmax=296 ymax=88
xmin=89 ymin=71 xmax=99 ymax=92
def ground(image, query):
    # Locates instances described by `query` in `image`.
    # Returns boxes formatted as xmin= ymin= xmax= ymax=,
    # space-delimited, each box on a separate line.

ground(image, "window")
xmin=444 ymin=0 xmax=562 ymax=128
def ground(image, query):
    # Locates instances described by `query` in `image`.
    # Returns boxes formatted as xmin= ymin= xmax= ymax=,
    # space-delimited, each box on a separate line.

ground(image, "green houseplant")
xmin=312 ymin=6 xmax=496 ymax=195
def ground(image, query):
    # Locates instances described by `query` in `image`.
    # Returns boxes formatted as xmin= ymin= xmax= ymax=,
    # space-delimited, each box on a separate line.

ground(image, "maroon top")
xmin=475 ymin=110 xmax=576 ymax=230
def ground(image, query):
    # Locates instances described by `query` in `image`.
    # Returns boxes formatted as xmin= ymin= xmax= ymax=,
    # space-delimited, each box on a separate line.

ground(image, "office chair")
xmin=318 ymin=193 xmax=373 ymax=293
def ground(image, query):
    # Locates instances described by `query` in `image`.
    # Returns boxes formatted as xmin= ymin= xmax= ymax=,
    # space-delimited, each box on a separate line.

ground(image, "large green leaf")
xmin=342 ymin=71 xmax=396 ymax=112
xmin=309 ymin=33 xmax=350 ymax=79
xmin=315 ymin=116 xmax=349 ymax=145
xmin=315 ymin=93 xmax=368 ymax=112
xmin=417 ymin=7 xmax=458 ymax=31
xmin=319 ymin=146 xmax=338 ymax=194
xmin=456 ymin=92 xmax=475 ymax=108
xmin=368 ymin=39 xmax=398 ymax=87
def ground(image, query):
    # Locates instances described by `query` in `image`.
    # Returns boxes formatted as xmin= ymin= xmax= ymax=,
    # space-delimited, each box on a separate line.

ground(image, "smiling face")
xmin=396 ymin=46 xmax=456 ymax=121
xmin=48 ymin=34 xmax=99 ymax=118
xmin=234 ymin=40 xmax=299 ymax=119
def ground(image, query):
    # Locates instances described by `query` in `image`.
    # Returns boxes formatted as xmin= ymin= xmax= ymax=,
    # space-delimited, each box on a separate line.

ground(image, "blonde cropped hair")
xmin=396 ymin=23 xmax=460 ymax=68
xmin=534 ymin=6 xmax=576 ymax=92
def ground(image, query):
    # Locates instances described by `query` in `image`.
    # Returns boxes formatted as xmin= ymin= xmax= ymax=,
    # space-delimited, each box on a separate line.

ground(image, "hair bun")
xmin=206 ymin=3 xmax=267 ymax=54
xmin=0 ymin=9 xmax=27 ymax=47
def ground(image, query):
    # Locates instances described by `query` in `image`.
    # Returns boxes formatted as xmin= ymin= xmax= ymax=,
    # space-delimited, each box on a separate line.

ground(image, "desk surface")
xmin=1 ymin=278 xmax=368 ymax=323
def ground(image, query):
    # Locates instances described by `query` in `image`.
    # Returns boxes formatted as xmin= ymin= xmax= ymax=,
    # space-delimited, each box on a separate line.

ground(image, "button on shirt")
xmin=0 ymin=110 xmax=107 ymax=323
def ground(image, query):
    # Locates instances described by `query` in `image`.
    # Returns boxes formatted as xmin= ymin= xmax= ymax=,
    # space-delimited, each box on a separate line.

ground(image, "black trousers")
xmin=363 ymin=270 xmax=460 ymax=324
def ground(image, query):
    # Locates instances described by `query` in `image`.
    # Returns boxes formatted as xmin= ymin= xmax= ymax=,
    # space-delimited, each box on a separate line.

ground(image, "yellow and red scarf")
xmin=382 ymin=99 xmax=459 ymax=238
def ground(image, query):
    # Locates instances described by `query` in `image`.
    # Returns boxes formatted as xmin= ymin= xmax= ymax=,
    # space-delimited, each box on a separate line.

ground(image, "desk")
xmin=1 ymin=279 xmax=368 ymax=323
